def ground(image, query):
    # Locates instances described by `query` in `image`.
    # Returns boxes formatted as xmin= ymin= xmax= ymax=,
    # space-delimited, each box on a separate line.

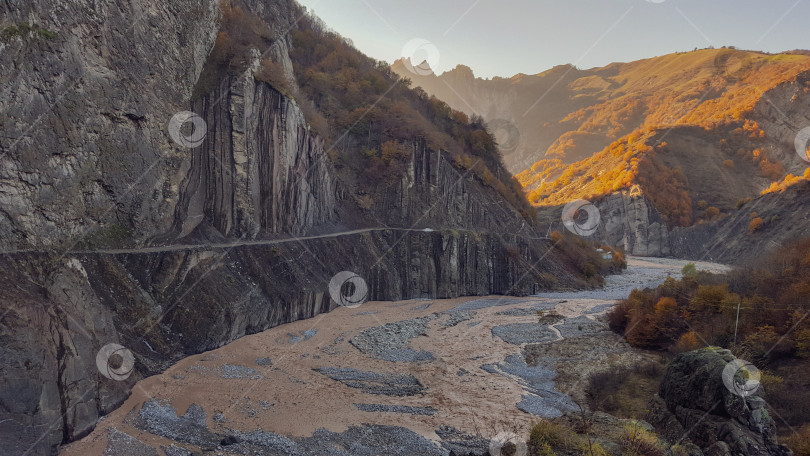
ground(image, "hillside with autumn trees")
xmin=394 ymin=49 xmax=810 ymax=229
xmin=194 ymin=2 xmax=537 ymax=229
xmin=608 ymin=237 xmax=810 ymax=445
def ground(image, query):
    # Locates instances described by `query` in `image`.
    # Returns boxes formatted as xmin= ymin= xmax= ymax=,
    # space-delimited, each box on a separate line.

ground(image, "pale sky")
xmin=296 ymin=0 xmax=809 ymax=79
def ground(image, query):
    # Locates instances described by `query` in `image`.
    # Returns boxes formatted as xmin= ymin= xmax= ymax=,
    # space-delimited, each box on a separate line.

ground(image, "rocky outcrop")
xmin=647 ymin=347 xmax=792 ymax=456
xmin=593 ymin=188 xmax=671 ymax=257
xmin=175 ymin=67 xmax=337 ymax=239
xmin=670 ymin=179 xmax=810 ymax=264
xmin=0 ymin=0 xmax=222 ymax=250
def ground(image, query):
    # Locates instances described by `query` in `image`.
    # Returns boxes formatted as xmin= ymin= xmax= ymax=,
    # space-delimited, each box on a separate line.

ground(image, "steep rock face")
xmin=670 ymin=180 xmax=810 ymax=264
xmin=592 ymin=188 xmax=671 ymax=257
xmin=0 ymin=230 xmax=576 ymax=455
xmin=175 ymin=70 xmax=336 ymax=239
xmin=648 ymin=348 xmax=792 ymax=456
xmin=0 ymin=0 xmax=221 ymax=249
xmin=375 ymin=144 xmax=535 ymax=237
xmin=750 ymin=70 xmax=810 ymax=177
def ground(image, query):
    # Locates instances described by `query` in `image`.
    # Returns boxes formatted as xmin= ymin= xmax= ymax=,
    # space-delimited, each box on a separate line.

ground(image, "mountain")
xmin=0 ymin=1 xmax=606 ymax=454
xmin=394 ymin=50 xmax=810 ymax=257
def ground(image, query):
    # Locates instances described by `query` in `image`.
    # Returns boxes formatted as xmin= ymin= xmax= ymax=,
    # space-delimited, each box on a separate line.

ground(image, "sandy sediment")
xmin=61 ymin=256 xmax=729 ymax=455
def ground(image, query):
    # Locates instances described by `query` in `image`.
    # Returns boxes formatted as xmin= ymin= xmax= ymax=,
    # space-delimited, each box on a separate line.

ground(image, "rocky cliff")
xmin=591 ymin=188 xmax=671 ymax=257
xmin=0 ymin=229 xmax=584 ymax=455
xmin=0 ymin=1 xmax=589 ymax=454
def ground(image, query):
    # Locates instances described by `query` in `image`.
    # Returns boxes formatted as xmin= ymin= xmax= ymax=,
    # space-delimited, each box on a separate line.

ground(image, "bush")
xmin=673 ymin=331 xmax=702 ymax=353
xmin=736 ymin=197 xmax=752 ymax=209
xmin=586 ymin=366 xmax=631 ymax=413
xmin=254 ymin=60 xmax=293 ymax=96
xmin=618 ymin=422 xmax=667 ymax=456
xmin=527 ymin=421 xmax=576 ymax=454
xmin=681 ymin=263 xmax=697 ymax=276
xmin=749 ymin=217 xmax=764 ymax=232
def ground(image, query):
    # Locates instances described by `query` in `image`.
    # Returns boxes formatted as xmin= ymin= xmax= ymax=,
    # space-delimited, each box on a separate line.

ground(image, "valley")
xmin=62 ymin=257 xmax=729 ymax=455
xmin=1 ymin=0 xmax=809 ymax=454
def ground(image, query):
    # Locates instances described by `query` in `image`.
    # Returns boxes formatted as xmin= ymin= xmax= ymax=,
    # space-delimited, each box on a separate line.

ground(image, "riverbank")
xmin=62 ymin=256 xmax=730 ymax=455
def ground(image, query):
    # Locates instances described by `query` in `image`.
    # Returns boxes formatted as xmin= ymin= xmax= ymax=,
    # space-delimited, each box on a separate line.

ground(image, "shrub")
xmin=618 ymin=422 xmax=667 ymax=456
xmin=527 ymin=421 xmax=577 ymax=454
xmin=608 ymin=298 xmax=631 ymax=332
xmin=749 ymin=217 xmax=764 ymax=232
xmin=586 ymin=366 xmax=631 ymax=413
xmin=254 ymin=59 xmax=293 ymax=96
xmin=681 ymin=263 xmax=697 ymax=276
xmin=723 ymin=159 xmax=735 ymax=169
xmin=689 ymin=284 xmax=730 ymax=313
xmin=736 ymin=197 xmax=752 ymax=209
xmin=704 ymin=206 xmax=720 ymax=220
xmin=673 ymin=331 xmax=702 ymax=352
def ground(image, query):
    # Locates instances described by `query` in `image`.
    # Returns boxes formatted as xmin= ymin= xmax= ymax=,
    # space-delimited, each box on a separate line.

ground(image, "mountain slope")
xmin=0 ymin=1 xmax=604 ymax=454
xmin=395 ymin=49 xmax=810 ymax=255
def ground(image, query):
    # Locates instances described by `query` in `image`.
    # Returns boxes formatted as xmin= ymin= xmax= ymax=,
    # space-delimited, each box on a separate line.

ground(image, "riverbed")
xmin=62 ymin=256 xmax=730 ymax=455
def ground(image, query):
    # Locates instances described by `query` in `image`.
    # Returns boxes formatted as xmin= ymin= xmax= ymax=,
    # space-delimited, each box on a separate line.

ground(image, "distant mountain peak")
xmin=392 ymin=57 xmax=435 ymax=76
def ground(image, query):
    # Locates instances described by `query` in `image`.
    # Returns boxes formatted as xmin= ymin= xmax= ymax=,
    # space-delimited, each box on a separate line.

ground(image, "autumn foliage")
xmin=516 ymin=49 xmax=810 ymax=229
xmin=286 ymin=10 xmax=535 ymax=220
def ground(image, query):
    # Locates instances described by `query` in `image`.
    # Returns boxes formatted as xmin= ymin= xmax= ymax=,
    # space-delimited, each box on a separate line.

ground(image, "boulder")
xmin=648 ymin=347 xmax=792 ymax=456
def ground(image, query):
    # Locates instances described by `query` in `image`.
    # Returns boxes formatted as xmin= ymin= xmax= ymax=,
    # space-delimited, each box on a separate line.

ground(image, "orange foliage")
xmin=749 ymin=217 xmax=764 ymax=232
xmin=704 ymin=206 xmax=720 ymax=220
xmin=674 ymin=331 xmax=702 ymax=352
xmin=762 ymin=173 xmax=805 ymax=195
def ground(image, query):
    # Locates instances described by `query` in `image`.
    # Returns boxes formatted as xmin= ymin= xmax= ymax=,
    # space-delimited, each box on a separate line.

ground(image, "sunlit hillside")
xmin=518 ymin=49 xmax=810 ymax=226
xmin=395 ymin=49 xmax=810 ymax=227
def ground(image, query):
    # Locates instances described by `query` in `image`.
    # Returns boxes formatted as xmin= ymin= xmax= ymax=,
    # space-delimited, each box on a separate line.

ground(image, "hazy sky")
xmin=296 ymin=0 xmax=809 ymax=79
